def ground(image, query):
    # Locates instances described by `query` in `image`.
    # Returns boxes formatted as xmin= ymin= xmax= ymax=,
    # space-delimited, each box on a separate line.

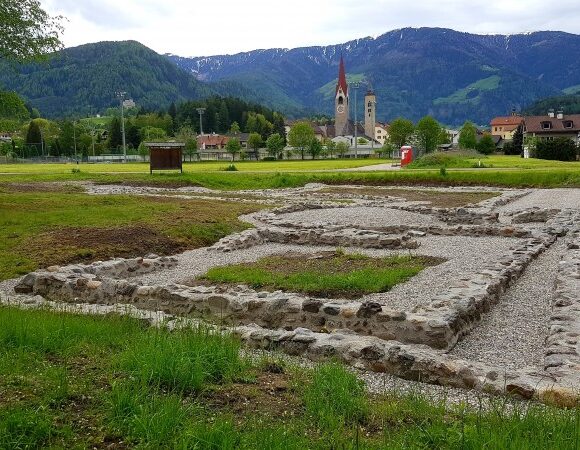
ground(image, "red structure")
xmin=400 ymin=146 xmax=414 ymax=166
xmin=146 ymin=142 xmax=184 ymax=174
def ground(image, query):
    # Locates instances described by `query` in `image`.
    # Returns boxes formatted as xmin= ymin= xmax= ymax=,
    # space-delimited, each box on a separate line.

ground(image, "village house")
xmin=524 ymin=109 xmax=580 ymax=145
xmin=490 ymin=111 xmax=524 ymax=141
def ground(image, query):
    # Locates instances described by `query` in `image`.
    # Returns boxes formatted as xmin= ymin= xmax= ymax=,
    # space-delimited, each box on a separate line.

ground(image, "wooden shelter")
xmin=145 ymin=142 xmax=184 ymax=174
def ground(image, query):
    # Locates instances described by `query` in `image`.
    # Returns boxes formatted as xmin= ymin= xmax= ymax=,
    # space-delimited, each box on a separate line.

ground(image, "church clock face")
xmin=337 ymin=105 xmax=345 ymax=113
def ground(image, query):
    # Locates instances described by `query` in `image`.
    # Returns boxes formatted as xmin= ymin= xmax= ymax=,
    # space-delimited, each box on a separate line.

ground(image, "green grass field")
xmin=0 ymin=159 xmax=388 ymax=174
xmin=0 ymin=306 xmax=578 ymax=449
xmin=0 ymin=187 xmax=263 ymax=281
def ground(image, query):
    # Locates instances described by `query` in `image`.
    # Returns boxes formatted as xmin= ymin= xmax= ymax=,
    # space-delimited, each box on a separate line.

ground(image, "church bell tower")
xmin=334 ymin=55 xmax=349 ymax=136
xmin=364 ymin=89 xmax=376 ymax=140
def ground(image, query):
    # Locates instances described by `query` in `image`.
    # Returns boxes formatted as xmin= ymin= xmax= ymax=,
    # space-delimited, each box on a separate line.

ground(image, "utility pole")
xmin=73 ymin=120 xmax=78 ymax=163
xmin=352 ymin=81 xmax=360 ymax=159
xmin=196 ymin=108 xmax=206 ymax=136
xmin=116 ymin=91 xmax=127 ymax=163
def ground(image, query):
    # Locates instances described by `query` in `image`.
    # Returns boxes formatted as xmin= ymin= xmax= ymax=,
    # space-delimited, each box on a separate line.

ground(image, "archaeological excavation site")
xmin=4 ymin=183 xmax=580 ymax=406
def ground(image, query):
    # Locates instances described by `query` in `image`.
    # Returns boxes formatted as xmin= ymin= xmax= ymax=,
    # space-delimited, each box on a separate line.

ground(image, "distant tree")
xmin=415 ymin=116 xmax=442 ymax=153
xmin=512 ymin=123 xmax=524 ymax=154
xmin=266 ymin=133 xmax=285 ymax=158
xmin=324 ymin=139 xmax=336 ymax=158
xmin=357 ymin=137 xmax=368 ymax=145
xmin=25 ymin=120 xmax=42 ymax=153
xmin=438 ymin=128 xmax=451 ymax=145
xmin=379 ymin=140 xmax=397 ymax=158
xmin=476 ymin=134 xmax=496 ymax=155
xmin=0 ymin=0 xmax=64 ymax=61
xmin=0 ymin=91 xmax=30 ymax=120
xmin=177 ymin=126 xmax=198 ymax=161
xmin=225 ymin=138 xmax=242 ymax=161
xmin=229 ymin=121 xmax=241 ymax=134
xmin=535 ymin=137 xmax=577 ymax=161
xmin=108 ymin=117 xmax=123 ymax=151
xmin=288 ymin=122 xmax=315 ymax=160
xmin=138 ymin=142 xmax=148 ymax=161
xmin=336 ymin=141 xmax=350 ymax=158
xmin=141 ymin=126 xmax=167 ymax=142
xmin=247 ymin=132 xmax=263 ymax=160
xmin=458 ymin=121 xmax=478 ymax=150
xmin=388 ymin=118 xmax=415 ymax=148
xmin=307 ymin=139 xmax=323 ymax=159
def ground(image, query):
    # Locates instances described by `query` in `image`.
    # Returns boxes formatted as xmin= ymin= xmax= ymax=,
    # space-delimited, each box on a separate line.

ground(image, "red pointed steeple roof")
xmin=336 ymin=55 xmax=348 ymax=96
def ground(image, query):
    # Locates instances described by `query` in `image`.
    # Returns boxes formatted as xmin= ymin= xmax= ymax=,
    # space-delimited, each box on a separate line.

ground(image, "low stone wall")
xmin=14 ymin=255 xmax=177 ymax=294
xmin=2 ymin=291 xmax=573 ymax=404
xmin=235 ymin=324 xmax=572 ymax=402
xmin=545 ymin=217 xmax=580 ymax=388
xmin=210 ymin=226 xmax=420 ymax=253
xmin=15 ymin=232 xmax=556 ymax=351
xmin=506 ymin=207 xmax=561 ymax=224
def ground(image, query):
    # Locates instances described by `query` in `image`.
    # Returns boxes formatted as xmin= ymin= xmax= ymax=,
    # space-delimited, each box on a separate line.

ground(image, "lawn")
xmin=0 ymin=159 xmax=388 ymax=174
xmin=0 ymin=306 xmax=578 ymax=449
xmin=0 ymin=185 xmax=264 ymax=281
xmin=198 ymin=251 xmax=442 ymax=298
xmin=407 ymin=152 xmax=579 ymax=169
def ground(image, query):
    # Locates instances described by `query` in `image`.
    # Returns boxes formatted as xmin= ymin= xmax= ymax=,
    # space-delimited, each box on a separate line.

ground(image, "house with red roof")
xmin=490 ymin=112 xmax=524 ymax=141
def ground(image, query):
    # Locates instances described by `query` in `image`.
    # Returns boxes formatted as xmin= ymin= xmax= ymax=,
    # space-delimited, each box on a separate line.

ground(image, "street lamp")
xmin=196 ymin=108 xmax=206 ymax=136
xmin=351 ymin=81 xmax=360 ymax=159
xmin=116 ymin=91 xmax=127 ymax=163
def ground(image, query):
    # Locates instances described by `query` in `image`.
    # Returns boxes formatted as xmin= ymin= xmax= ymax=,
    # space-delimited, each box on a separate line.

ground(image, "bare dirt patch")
xmin=1 ymin=182 xmax=85 ymax=194
xmin=320 ymin=187 xmax=499 ymax=208
xmin=26 ymin=226 xmax=185 ymax=267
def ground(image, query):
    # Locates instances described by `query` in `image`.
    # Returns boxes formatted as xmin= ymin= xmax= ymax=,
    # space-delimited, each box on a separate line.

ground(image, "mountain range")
xmin=1 ymin=28 xmax=579 ymax=125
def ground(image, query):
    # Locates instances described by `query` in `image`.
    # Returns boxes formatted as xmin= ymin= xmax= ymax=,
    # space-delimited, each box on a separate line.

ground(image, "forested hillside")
xmin=170 ymin=28 xmax=580 ymax=125
xmin=0 ymin=41 xmax=212 ymax=118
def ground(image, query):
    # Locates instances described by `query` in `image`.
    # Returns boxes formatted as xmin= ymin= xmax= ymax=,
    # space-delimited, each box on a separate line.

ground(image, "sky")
xmin=42 ymin=0 xmax=580 ymax=57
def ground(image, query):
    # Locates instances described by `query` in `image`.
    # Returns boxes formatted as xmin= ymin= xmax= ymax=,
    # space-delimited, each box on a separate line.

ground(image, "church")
xmin=316 ymin=56 xmax=387 ymax=147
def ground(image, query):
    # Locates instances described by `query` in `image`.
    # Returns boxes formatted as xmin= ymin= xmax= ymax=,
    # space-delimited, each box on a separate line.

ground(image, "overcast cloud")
xmin=42 ymin=0 xmax=580 ymax=57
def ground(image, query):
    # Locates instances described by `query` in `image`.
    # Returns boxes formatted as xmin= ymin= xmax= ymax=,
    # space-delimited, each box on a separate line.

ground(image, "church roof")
xmin=335 ymin=55 xmax=348 ymax=96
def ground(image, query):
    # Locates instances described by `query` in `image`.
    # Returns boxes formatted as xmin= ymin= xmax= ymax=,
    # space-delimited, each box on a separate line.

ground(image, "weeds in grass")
xmin=1 ymin=307 xmax=579 ymax=449
xmin=118 ymin=325 xmax=244 ymax=393
xmin=223 ymin=164 xmax=238 ymax=171
xmin=0 ymin=407 xmax=57 ymax=449
xmin=303 ymin=362 xmax=368 ymax=431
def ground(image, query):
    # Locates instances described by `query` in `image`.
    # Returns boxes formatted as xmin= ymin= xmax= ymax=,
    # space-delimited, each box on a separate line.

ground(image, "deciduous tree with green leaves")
xmin=308 ymin=139 xmax=323 ymax=159
xmin=265 ymin=133 xmax=285 ymax=158
xmin=336 ymin=141 xmax=350 ymax=158
xmin=415 ymin=116 xmax=442 ymax=153
xmin=247 ymin=132 xmax=263 ymax=160
xmin=288 ymin=122 xmax=315 ymax=160
xmin=388 ymin=118 xmax=415 ymax=148
xmin=458 ymin=121 xmax=478 ymax=150
xmin=0 ymin=0 xmax=64 ymax=61
xmin=225 ymin=137 xmax=242 ymax=161
xmin=476 ymin=134 xmax=496 ymax=155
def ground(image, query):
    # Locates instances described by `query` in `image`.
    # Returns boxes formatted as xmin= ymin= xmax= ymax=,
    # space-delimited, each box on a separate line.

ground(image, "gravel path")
xmin=496 ymin=188 xmax=580 ymax=212
xmin=450 ymin=239 xmax=564 ymax=371
xmin=277 ymin=206 xmax=445 ymax=228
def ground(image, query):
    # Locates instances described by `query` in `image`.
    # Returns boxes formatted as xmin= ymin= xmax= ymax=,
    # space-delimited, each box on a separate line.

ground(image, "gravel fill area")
xmin=450 ymin=239 xmax=565 ymax=371
xmin=364 ymin=236 xmax=524 ymax=310
xmin=276 ymin=206 xmax=445 ymax=227
xmin=496 ymin=188 xmax=580 ymax=212
xmin=132 ymin=235 xmax=523 ymax=312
